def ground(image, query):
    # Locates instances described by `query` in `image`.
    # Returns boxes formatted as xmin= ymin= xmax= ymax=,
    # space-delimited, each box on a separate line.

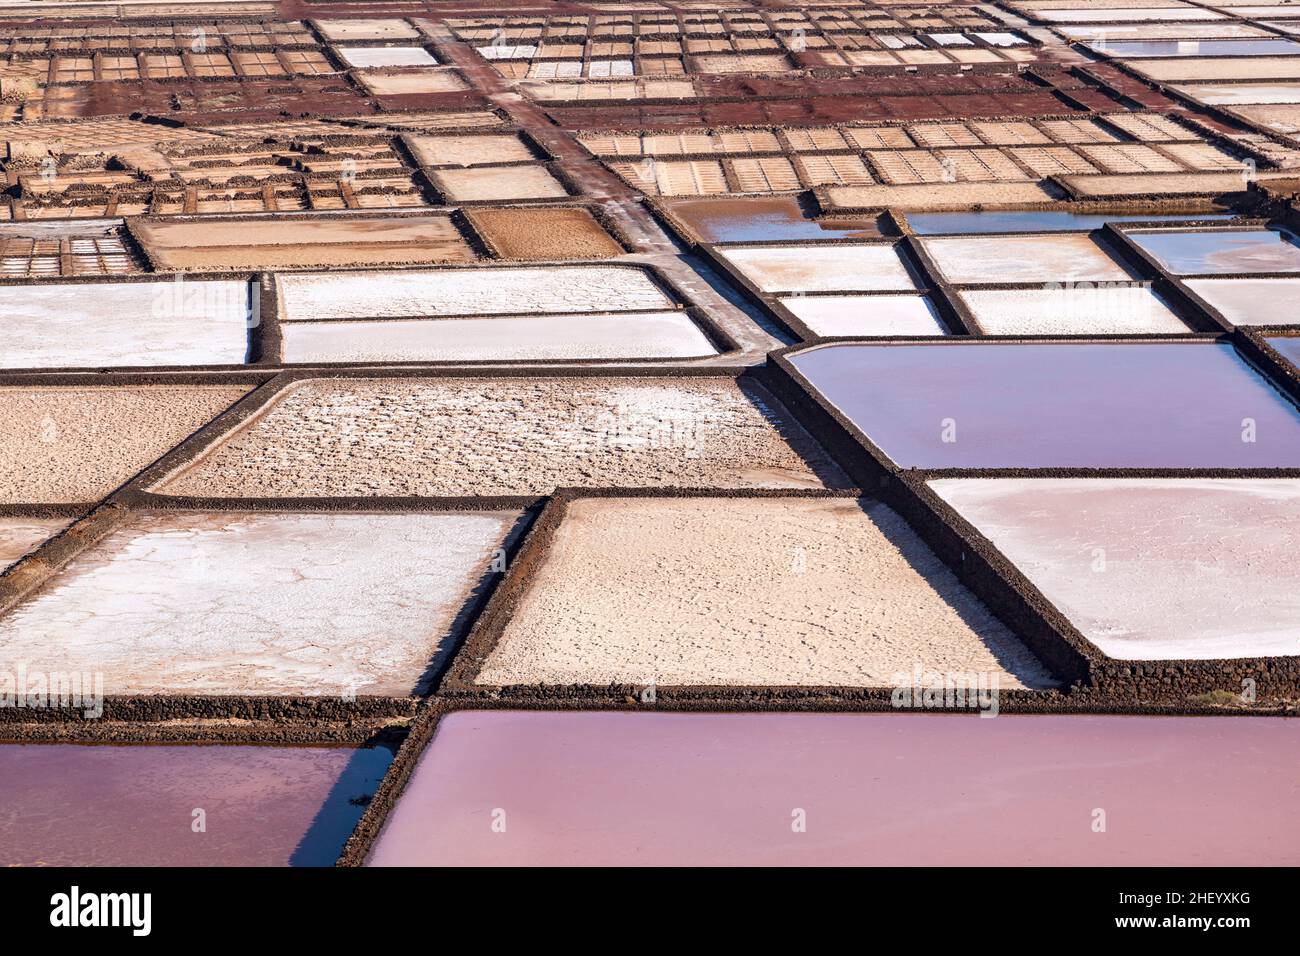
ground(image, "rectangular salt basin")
xmin=0 ymin=743 xmax=393 ymax=866
xmin=277 ymin=266 xmax=673 ymax=320
xmin=358 ymin=70 xmax=469 ymax=95
xmin=1175 ymin=82 xmax=1300 ymax=104
xmin=1185 ymin=277 xmax=1300 ymax=324
xmin=1 ymin=385 xmax=249 ymax=504
xmin=823 ymin=182 xmax=1056 ymax=211
xmin=476 ymin=497 xmax=1055 ymax=689
xmin=367 ymin=711 xmax=1300 ymax=866
xmin=787 ymin=342 xmax=1300 ymax=468
xmin=0 ymin=280 xmax=250 ymax=369
xmin=1034 ymin=8 xmax=1226 ymax=22
xmin=1065 ymin=170 xmax=1270 ymax=199
xmin=133 ymin=215 xmax=474 ymax=270
xmin=0 ymin=517 xmax=66 ymax=571
xmin=337 ymin=46 xmax=438 ymax=68
xmin=407 ymin=133 xmax=535 ymax=167
xmin=1134 ymin=57 xmax=1300 ymax=81
xmin=779 ymin=295 xmax=947 ymax=336
xmin=156 ymin=378 xmax=849 ymax=498
xmin=431 ymin=166 xmax=568 ymax=201
xmin=463 ymin=207 xmax=622 ymax=260
xmin=930 ymin=478 xmax=1300 ymax=659
xmin=280 ymin=312 xmax=717 ymax=362
xmin=1062 ymin=23 xmax=1273 ymax=40
xmin=667 ymin=197 xmax=881 ymax=242
xmin=315 ymin=18 xmax=421 ymax=40
xmin=717 ymin=243 xmax=918 ymax=293
xmin=0 ymin=511 xmax=518 ymax=696
xmin=920 ymin=235 xmax=1133 ymax=284
xmin=1231 ymin=102 xmax=1300 ymax=134
xmin=959 ymin=287 xmax=1190 ymax=334
xmin=905 ymin=210 xmax=1236 ymax=234
xmin=1128 ymin=228 xmax=1300 ymax=274
xmin=1092 ymin=38 xmax=1300 ymax=56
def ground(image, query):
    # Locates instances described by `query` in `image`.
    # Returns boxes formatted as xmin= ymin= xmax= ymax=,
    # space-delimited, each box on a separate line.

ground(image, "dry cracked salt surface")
xmin=475 ymin=497 xmax=1057 ymax=689
xmin=276 ymin=265 xmax=672 ymax=320
xmin=0 ymin=385 xmax=249 ymax=504
xmin=0 ymin=511 xmax=518 ymax=696
xmin=155 ymin=378 xmax=849 ymax=498
xmin=929 ymin=478 xmax=1300 ymax=660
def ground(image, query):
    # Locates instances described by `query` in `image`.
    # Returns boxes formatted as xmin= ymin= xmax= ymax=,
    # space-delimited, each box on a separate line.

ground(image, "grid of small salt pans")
xmin=4 ymin=126 xmax=433 ymax=219
xmin=459 ymin=9 xmax=1033 ymax=79
xmin=713 ymin=222 xmax=1300 ymax=338
xmin=586 ymin=115 xmax=1254 ymax=195
xmin=0 ymin=223 xmax=144 ymax=276
xmin=0 ymin=20 xmax=316 ymax=53
xmin=0 ymin=20 xmax=333 ymax=80
xmin=1050 ymin=6 xmax=1300 ymax=150
xmin=447 ymin=5 xmax=1007 ymax=46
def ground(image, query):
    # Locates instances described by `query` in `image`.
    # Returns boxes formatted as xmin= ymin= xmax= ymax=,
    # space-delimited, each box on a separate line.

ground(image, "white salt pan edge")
xmin=718 ymin=243 xmax=918 ymax=293
xmin=960 ymin=287 xmax=1190 ymax=334
xmin=0 ymin=281 xmax=249 ymax=369
xmin=779 ymin=295 xmax=946 ymax=336
xmin=279 ymin=312 xmax=718 ymax=361
xmin=276 ymin=266 xmax=673 ymax=320
xmin=338 ymin=46 xmax=438 ymax=67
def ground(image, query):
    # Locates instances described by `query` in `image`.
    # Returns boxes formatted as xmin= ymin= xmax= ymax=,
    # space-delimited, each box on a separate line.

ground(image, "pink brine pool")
xmin=0 ymin=743 xmax=394 ymax=866
xmin=368 ymin=711 xmax=1300 ymax=866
